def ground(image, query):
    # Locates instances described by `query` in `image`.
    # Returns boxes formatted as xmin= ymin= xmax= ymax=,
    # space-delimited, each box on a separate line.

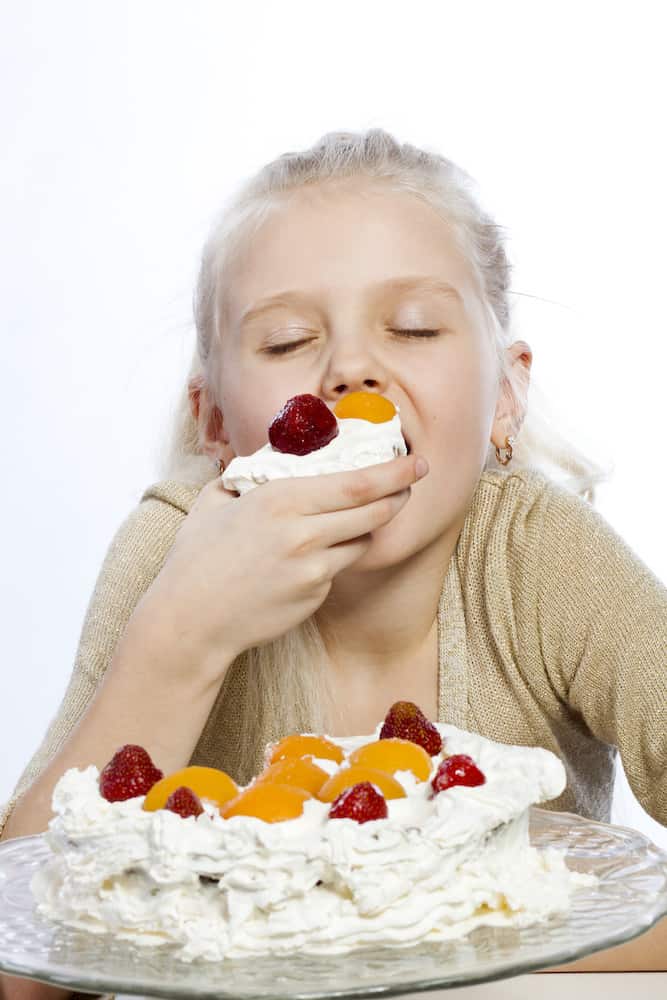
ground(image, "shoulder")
xmin=468 ymin=466 xmax=666 ymax=606
xmin=470 ymin=465 xmax=593 ymax=516
xmin=100 ymin=475 xmax=213 ymax=579
xmin=139 ymin=456 xmax=219 ymax=516
xmin=475 ymin=466 xmax=640 ymax=563
xmin=460 ymin=465 xmax=597 ymax=558
xmin=456 ymin=465 xmax=637 ymax=606
xmin=139 ymin=478 xmax=208 ymax=516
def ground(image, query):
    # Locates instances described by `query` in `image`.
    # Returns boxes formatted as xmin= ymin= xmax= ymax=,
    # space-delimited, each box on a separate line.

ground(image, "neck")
xmin=315 ymin=521 xmax=462 ymax=678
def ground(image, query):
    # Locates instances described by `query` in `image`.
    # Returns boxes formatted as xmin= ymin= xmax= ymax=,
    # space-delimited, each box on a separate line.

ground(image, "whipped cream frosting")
xmin=221 ymin=411 xmax=407 ymax=495
xmin=31 ymin=722 xmax=595 ymax=962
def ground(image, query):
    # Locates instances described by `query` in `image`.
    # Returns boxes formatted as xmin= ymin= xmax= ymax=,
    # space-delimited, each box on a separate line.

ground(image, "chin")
xmin=343 ymin=517 xmax=430 ymax=575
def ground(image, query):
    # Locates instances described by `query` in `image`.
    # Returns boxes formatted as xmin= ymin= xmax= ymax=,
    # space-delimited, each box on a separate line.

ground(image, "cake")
xmin=30 ymin=701 xmax=596 ymax=962
xmin=221 ymin=391 xmax=409 ymax=494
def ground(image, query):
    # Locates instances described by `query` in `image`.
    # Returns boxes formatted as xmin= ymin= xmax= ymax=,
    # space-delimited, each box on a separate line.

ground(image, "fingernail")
xmin=415 ymin=457 xmax=429 ymax=479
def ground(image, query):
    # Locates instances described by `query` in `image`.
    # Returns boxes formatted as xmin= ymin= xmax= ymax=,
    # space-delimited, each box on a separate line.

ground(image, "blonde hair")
xmin=155 ymin=129 xmax=613 ymax=780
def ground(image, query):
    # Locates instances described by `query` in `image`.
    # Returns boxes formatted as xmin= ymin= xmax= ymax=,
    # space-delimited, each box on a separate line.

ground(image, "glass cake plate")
xmin=1 ymin=807 xmax=666 ymax=1000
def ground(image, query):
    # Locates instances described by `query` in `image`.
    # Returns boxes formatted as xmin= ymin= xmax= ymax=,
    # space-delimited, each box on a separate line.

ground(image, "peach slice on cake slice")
xmin=333 ymin=391 xmax=396 ymax=423
xmin=268 ymin=734 xmax=344 ymax=766
xmin=142 ymin=765 xmax=238 ymax=812
xmin=348 ymin=738 xmax=432 ymax=782
xmin=317 ymin=765 xmax=406 ymax=802
xmin=221 ymin=782 xmax=312 ymax=822
xmin=255 ymin=756 xmax=330 ymax=795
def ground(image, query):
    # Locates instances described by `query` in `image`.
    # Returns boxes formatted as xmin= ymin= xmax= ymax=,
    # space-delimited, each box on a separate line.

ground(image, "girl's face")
xmin=212 ymin=183 xmax=521 ymax=570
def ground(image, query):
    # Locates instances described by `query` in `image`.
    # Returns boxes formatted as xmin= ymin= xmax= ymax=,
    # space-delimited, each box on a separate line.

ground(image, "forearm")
xmin=1 ymin=606 xmax=230 ymax=842
xmin=540 ymin=914 xmax=667 ymax=972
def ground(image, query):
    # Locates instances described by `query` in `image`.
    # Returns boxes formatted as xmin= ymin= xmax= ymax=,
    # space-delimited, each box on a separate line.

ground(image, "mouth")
xmin=404 ymin=435 xmax=412 ymax=455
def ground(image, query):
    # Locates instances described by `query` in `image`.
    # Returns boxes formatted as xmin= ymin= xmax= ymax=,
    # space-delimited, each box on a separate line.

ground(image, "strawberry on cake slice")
xmin=222 ymin=391 xmax=409 ymax=495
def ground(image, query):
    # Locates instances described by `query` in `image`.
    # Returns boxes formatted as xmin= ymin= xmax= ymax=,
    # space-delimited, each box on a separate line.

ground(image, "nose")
xmin=333 ymin=377 xmax=378 ymax=395
xmin=321 ymin=340 xmax=391 ymax=403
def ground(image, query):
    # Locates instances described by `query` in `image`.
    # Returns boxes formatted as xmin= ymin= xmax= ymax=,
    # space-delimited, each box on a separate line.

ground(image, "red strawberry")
xmin=380 ymin=700 xmax=443 ymax=756
xmin=268 ymin=394 xmax=339 ymax=456
xmin=329 ymin=782 xmax=388 ymax=823
xmin=98 ymin=744 xmax=164 ymax=802
xmin=431 ymin=754 xmax=486 ymax=795
xmin=165 ymin=786 xmax=204 ymax=818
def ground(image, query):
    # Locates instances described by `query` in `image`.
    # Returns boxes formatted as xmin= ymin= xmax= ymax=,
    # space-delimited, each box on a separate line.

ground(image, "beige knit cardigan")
xmin=2 ymin=465 xmax=666 ymax=837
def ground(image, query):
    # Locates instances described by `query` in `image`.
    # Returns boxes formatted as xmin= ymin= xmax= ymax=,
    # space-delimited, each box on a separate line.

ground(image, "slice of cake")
xmin=221 ymin=391 xmax=409 ymax=494
xmin=30 ymin=701 xmax=595 ymax=962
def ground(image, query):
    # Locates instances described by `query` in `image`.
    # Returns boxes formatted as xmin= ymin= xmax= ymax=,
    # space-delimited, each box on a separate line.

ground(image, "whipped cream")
xmin=222 ymin=412 xmax=407 ymax=495
xmin=31 ymin=722 xmax=595 ymax=962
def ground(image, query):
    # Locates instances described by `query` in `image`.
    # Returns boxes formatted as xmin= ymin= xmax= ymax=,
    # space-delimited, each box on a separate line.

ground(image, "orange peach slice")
xmin=221 ymin=782 xmax=312 ymax=822
xmin=269 ymin=734 xmax=344 ymax=765
xmin=333 ymin=391 xmax=396 ymax=423
xmin=348 ymin=738 xmax=432 ymax=782
xmin=255 ymin=757 xmax=330 ymax=795
xmin=142 ymin=766 xmax=238 ymax=812
xmin=317 ymin=765 xmax=406 ymax=802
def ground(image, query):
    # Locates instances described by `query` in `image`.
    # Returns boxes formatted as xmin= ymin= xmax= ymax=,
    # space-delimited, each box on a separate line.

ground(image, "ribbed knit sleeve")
xmin=0 ymin=494 xmax=186 ymax=839
xmin=536 ymin=485 xmax=667 ymax=826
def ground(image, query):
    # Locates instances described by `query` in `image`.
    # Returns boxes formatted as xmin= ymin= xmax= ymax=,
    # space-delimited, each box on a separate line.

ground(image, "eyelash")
xmin=264 ymin=329 xmax=440 ymax=355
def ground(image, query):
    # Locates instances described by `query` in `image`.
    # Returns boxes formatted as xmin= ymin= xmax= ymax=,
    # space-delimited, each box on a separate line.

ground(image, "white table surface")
xmin=116 ymin=976 xmax=667 ymax=1000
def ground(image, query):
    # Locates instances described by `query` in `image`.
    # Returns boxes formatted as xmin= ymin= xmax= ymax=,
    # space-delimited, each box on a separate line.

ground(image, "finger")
xmin=324 ymin=531 xmax=380 ymax=577
xmin=287 ymin=454 xmax=427 ymax=516
xmin=313 ymin=486 xmax=412 ymax=549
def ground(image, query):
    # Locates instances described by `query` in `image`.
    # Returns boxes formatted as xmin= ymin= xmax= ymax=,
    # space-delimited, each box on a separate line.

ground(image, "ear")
xmin=188 ymin=374 xmax=205 ymax=424
xmin=187 ymin=375 xmax=228 ymax=465
xmin=490 ymin=340 xmax=533 ymax=448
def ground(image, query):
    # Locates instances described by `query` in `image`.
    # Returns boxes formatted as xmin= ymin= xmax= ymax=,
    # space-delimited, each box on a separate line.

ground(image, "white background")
xmin=1 ymin=1 xmax=665 ymax=847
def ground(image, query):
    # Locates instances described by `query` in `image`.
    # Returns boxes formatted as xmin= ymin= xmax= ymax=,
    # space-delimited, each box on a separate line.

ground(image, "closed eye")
xmin=390 ymin=329 xmax=440 ymax=337
xmin=263 ymin=328 xmax=440 ymax=355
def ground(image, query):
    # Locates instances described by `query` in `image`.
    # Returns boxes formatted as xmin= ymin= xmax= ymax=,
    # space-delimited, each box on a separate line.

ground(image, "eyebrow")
xmin=239 ymin=276 xmax=463 ymax=328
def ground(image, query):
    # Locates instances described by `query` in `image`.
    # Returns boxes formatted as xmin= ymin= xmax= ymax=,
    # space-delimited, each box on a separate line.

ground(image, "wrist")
xmin=118 ymin=593 xmax=237 ymax=694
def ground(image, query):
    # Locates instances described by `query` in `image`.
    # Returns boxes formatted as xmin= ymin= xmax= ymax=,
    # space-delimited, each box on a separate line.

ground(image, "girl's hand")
xmin=140 ymin=454 xmax=428 ymax=684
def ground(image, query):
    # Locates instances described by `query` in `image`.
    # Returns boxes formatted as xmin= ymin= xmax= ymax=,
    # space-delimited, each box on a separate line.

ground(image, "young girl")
xmin=1 ymin=129 xmax=665 ymax=979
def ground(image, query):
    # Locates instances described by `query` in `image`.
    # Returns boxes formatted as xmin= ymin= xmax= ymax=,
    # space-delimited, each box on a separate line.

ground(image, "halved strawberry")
xmin=328 ymin=781 xmax=388 ymax=823
xmin=431 ymin=754 xmax=486 ymax=794
xmin=165 ymin=786 xmax=204 ymax=818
